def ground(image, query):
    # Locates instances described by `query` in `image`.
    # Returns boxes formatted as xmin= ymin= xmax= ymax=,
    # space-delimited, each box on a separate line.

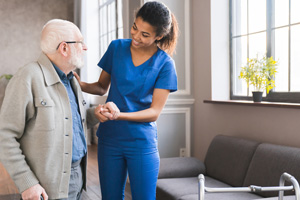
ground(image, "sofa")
xmin=157 ymin=135 xmax=300 ymax=200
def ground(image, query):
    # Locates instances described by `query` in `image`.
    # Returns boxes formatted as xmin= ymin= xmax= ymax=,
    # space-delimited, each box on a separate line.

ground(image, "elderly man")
xmin=0 ymin=19 xmax=88 ymax=200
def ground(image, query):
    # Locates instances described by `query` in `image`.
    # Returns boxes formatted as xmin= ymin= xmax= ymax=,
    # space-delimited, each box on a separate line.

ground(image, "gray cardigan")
xmin=0 ymin=53 xmax=87 ymax=199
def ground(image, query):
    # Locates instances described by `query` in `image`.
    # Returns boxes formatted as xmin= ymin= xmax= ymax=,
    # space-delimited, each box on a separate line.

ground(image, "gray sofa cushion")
xmin=243 ymin=143 xmax=300 ymax=197
xmin=158 ymin=157 xmax=206 ymax=179
xmin=204 ymin=135 xmax=260 ymax=187
xmin=156 ymin=177 xmax=198 ymax=200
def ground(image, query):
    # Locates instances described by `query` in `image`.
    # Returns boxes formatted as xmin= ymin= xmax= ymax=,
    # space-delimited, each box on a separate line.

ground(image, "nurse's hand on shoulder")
xmin=73 ymin=72 xmax=83 ymax=87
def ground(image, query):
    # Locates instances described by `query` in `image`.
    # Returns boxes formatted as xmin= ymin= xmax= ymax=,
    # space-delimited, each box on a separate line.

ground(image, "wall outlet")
xmin=179 ymin=148 xmax=186 ymax=157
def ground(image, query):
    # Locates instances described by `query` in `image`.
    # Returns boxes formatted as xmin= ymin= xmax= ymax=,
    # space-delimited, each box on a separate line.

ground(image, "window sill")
xmin=204 ymin=100 xmax=300 ymax=109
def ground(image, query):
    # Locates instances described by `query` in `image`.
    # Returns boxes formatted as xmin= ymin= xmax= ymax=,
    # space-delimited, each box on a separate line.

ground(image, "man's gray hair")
xmin=40 ymin=19 xmax=80 ymax=54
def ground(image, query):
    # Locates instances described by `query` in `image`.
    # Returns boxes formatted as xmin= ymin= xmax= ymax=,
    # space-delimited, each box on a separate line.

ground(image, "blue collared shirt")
xmin=53 ymin=63 xmax=87 ymax=163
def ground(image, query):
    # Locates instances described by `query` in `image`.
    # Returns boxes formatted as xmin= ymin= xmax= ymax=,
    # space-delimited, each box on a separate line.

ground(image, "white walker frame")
xmin=198 ymin=172 xmax=300 ymax=200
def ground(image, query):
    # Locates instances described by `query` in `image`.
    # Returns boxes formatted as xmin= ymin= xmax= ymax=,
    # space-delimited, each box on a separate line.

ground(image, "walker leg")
xmin=198 ymin=174 xmax=205 ymax=200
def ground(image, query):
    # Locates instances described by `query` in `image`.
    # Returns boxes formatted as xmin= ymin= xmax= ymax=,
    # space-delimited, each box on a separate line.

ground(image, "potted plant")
xmin=0 ymin=74 xmax=13 ymax=80
xmin=239 ymin=54 xmax=278 ymax=102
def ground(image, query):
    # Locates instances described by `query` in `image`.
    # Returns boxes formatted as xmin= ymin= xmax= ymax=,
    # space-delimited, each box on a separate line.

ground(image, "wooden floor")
xmin=81 ymin=144 xmax=102 ymax=200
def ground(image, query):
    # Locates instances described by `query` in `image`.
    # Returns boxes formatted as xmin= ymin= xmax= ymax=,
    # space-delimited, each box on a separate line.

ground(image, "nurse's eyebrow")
xmin=133 ymin=23 xmax=150 ymax=36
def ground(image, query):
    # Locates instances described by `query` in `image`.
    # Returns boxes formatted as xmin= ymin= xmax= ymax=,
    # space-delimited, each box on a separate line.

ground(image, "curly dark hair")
xmin=136 ymin=1 xmax=179 ymax=56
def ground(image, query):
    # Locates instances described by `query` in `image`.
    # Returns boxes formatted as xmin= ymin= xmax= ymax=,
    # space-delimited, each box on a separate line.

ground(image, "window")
xmin=99 ymin=0 xmax=123 ymax=57
xmin=231 ymin=0 xmax=300 ymax=103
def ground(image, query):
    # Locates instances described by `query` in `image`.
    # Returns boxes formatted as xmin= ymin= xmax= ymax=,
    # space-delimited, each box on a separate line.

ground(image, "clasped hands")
xmin=94 ymin=102 xmax=120 ymax=122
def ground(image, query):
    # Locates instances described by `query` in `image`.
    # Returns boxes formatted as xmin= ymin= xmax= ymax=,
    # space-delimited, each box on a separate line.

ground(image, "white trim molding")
xmin=166 ymin=98 xmax=195 ymax=105
xmin=161 ymin=107 xmax=191 ymax=157
xmin=175 ymin=0 xmax=191 ymax=96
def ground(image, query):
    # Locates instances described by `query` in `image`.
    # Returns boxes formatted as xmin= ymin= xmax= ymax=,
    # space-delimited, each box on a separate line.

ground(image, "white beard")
xmin=69 ymin=46 xmax=84 ymax=69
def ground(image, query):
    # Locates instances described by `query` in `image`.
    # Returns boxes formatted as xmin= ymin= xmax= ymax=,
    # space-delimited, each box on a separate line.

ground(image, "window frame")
xmin=230 ymin=0 xmax=300 ymax=103
xmin=99 ymin=0 xmax=123 ymax=57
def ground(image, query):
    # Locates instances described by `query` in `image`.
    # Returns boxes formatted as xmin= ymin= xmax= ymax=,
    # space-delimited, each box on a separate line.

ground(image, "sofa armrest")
xmin=158 ymin=157 xmax=206 ymax=179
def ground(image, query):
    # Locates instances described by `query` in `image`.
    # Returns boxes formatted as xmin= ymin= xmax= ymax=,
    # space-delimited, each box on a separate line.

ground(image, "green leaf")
xmin=0 ymin=74 xmax=13 ymax=80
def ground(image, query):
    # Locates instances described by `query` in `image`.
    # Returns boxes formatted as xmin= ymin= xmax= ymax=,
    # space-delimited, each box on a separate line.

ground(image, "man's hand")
xmin=22 ymin=184 xmax=48 ymax=200
xmin=94 ymin=102 xmax=120 ymax=122
xmin=94 ymin=104 xmax=110 ymax=123
xmin=104 ymin=102 xmax=120 ymax=120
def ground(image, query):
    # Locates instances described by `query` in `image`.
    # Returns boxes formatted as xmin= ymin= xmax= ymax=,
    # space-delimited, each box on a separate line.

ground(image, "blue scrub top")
xmin=97 ymin=39 xmax=177 ymax=148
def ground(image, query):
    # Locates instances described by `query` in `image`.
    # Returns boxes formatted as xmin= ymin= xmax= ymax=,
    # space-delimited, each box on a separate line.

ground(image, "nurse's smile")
xmin=132 ymin=39 xmax=141 ymax=46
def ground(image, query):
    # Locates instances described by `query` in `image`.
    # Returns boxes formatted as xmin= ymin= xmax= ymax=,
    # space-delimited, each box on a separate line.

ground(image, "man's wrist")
xmin=15 ymin=171 xmax=39 ymax=194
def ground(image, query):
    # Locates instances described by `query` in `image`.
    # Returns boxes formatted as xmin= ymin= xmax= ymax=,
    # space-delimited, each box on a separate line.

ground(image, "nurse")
xmin=75 ymin=1 xmax=178 ymax=199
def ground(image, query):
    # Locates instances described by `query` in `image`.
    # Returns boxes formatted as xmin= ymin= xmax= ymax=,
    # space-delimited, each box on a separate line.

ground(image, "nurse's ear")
xmin=155 ymin=35 xmax=164 ymax=42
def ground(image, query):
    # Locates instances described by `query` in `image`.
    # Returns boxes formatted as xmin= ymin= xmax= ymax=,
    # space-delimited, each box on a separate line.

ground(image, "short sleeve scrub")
xmin=97 ymin=39 xmax=178 ymax=149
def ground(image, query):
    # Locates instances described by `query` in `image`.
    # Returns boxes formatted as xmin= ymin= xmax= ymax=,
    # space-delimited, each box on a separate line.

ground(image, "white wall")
xmin=192 ymin=0 xmax=300 ymax=161
xmin=211 ymin=0 xmax=230 ymax=100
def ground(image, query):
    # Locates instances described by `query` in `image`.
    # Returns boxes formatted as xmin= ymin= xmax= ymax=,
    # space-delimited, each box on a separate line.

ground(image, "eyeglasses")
xmin=56 ymin=41 xmax=85 ymax=50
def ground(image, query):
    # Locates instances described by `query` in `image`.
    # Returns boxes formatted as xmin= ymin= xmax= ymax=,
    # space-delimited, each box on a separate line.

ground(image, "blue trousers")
xmin=98 ymin=141 xmax=160 ymax=200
